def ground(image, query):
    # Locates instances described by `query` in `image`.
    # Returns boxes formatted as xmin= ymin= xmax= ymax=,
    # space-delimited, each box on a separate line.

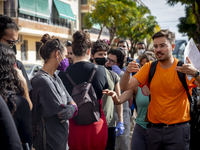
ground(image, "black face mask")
xmin=94 ymin=57 xmax=108 ymax=65
xmin=105 ymin=66 xmax=112 ymax=70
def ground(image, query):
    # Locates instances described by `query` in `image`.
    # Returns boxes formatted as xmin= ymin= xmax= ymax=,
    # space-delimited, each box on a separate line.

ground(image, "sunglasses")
xmin=2 ymin=37 xmax=19 ymax=48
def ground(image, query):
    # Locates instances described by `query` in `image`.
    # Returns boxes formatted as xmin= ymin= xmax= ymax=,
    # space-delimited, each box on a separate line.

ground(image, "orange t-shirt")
xmin=134 ymin=58 xmax=195 ymax=124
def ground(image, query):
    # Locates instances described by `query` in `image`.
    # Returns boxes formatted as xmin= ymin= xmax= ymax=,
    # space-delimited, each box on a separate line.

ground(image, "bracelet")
xmin=71 ymin=103 xmax=78 ymax=117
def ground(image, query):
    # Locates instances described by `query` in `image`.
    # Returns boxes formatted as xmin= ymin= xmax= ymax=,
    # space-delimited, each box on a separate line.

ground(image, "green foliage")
xmin=83 ymin=0 xmax=138 ymax=43
xmin=177 ymin=5 xmax=200 ymax=43
xmin=166 ymin=0 xmax=195 ymax=6
xmin=166 ymin=0 xmax=200 ymax=43
xmin=116 ymin=4 xmax=159 ymax=55
xmin=84 ymin=0 xmax=160 ymax=52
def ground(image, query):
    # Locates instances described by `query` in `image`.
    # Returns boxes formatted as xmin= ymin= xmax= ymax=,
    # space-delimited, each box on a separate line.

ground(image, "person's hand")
xmin=175 ymin=57 xmax=198 ymax=76
xmin=115 ymin=122 xmax=124 ymax=136
xmin=111 ymin=65 xmax=121 ymax=75
xmin=102 ymin=89 xmax=121 ymax=105
xmin=57 ymin=104 xmax=76 ymax=123
xmin=126 ymin=61 xmax=140 ymax=73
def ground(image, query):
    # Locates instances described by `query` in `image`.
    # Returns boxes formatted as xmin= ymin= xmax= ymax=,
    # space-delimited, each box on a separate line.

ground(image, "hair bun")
xmin=41 ymin=33 xmax=51 ymax=44
xmin=73 ymin=31 xmax=88 ymax=43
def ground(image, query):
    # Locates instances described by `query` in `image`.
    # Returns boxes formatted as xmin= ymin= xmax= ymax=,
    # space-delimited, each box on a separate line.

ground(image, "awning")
xmin=18 ymin=0 xmax=50 ymax=19
xmin=18 ymin=0 xmax=36 ymax=16
xmin=35 ymin=0 xmax=50 ymax=19
xmin=53 ymin=0 xmax=76 ymax=21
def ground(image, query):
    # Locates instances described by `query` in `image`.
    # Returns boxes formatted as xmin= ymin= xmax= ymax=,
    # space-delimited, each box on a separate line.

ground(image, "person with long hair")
xmin=0 ymin=43 xmax=32 ymax=149
xmin=30 ymin=36 xmax=77 ymax=150
xmin=59 ymin=31 xmax=109 ymax=150
xmin=0 ymin=14 xmax=33 ymax=96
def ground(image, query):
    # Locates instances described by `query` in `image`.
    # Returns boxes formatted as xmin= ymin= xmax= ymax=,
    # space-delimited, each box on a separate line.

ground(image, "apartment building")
xmin=1 ymin=0 xmax=110 ymax=64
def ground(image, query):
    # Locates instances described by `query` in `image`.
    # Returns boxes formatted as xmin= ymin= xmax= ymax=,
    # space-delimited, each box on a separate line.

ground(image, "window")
xmin=81 ymin=13 xmax=86 ymax=29
xmin=81 ymin=0 xmax=87 ymax=4
xmin=3 ymin=0 xmax=17 ymax=17
xmin=21 ymin=40 xmax=28 ymax=61
xmin=36 ymin=42 xmax=42 ymax=60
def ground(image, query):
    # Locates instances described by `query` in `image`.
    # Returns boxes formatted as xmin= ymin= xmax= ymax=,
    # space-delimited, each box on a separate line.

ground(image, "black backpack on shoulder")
xmin=66 ymin=65 xmax=101 ymax=125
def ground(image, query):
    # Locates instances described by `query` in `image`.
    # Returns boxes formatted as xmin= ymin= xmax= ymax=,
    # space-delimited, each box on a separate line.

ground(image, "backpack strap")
xmin=88 ymin=65 xmax=98 ymax=83
xmin=66 ymin=73 xmax=76 ymax=86
xmin=148 ymin=60 xmax=158 ymax=103
xmin=148 ymin=60 xmax=158 ymax=85
xmin=177 ymin=61 xmax=192 ymax=102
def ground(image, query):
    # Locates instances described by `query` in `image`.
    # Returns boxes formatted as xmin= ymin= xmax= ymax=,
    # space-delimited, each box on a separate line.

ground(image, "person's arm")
xmin=115 ymin=82 xmax=123 ymax=123
xmin=15 ymin=68 xmax=33 ymax=110
xmin=119 ymin=88 xmax=136 ymax=104
xmin=175 ymin=57 xmax=200 ymax=87
xmin=57 ymin=101 xmax=78 ymax=123
xmin=102 ymin=87 xmax=135 ymax=104
xmin=0 ymin=96 xmax=23 ymax=150
xmin=120 ymin=61 xmax=140 ymax=91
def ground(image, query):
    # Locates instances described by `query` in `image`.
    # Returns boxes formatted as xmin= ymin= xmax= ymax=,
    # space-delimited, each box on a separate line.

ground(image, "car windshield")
xmin=24 ymin=65 xmax=33 ymax=74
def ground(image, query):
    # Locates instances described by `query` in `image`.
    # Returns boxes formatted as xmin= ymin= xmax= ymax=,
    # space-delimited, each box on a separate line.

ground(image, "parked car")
xmin=24 ymin=64 xmax=42 ymax=80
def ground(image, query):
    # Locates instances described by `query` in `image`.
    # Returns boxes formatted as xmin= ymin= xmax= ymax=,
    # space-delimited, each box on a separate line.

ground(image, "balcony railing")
xmin=4 ymin=9 xmax=71 ymax=29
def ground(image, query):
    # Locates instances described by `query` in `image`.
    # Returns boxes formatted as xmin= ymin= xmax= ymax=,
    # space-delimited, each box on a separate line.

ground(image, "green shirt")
xmin=103 ymin=68 xmax=120 ymax=127
xmin=135 ymin=87 xmax=149 ymax=129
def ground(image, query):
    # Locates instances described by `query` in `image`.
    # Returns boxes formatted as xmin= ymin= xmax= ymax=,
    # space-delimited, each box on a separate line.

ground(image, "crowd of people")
xmin=0 ymin=14 xmax=200 ymax=150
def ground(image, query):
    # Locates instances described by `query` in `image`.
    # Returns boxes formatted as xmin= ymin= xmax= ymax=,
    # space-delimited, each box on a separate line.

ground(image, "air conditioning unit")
xmin=18 ymin=35 xmax=24 ymax=43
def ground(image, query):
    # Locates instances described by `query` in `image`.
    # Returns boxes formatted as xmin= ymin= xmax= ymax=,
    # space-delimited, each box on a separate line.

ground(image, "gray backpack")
xmin=66 ymin=65 xmax=100 ymax=125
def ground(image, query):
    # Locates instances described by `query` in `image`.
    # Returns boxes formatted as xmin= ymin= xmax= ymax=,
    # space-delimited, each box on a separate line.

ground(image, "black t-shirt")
xmin=58 ymin=61 xmax=108 ymax=100
xmin=16 ymin=60 xmax=32 ymax=91
xmin=0 ymin=95 xmax=23 ymax=150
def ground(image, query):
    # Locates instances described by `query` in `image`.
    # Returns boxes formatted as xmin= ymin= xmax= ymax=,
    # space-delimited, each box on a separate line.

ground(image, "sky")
xmin=141 ymin=0 xmax=188 ymax=41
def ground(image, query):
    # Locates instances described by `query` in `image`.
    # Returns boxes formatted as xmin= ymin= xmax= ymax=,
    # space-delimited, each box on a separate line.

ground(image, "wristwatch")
xmin=194 ymin=70 xmax=200 ymax=78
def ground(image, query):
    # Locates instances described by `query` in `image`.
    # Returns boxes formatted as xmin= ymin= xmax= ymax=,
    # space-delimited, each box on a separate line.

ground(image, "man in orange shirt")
xmin=120 ymin=30 xmax=200 ymax=150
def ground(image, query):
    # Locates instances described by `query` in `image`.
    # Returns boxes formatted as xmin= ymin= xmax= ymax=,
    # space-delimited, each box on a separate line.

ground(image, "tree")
xmin=83 ymin=0 xmax=137 ymax=44
xmin=177 ymin=5 xmax=200 ymax=43
xmin=166 ymin=0 xmax=200 ymax=43
xmin=116 ymin=5 xmax=160 ymax=58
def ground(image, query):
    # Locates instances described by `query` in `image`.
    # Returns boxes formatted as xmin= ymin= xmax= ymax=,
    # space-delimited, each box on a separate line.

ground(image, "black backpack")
xmin=149 ymin=60 xmax=199 ymax=150
xmin=66 ymin=65 xmax=100 ymax=125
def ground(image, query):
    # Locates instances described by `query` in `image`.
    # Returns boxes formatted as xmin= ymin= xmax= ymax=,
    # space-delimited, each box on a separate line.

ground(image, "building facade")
xmin=1 ymin=0 xmax=110 ymax=64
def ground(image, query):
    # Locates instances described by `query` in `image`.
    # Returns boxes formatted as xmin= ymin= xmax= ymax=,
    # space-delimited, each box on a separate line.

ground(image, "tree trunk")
xmin=109 ymin=33 xmax=115 ymax=45
xmin=108 ymin=27 xmax=116 ymax=45
xmin=97 ymin=26 xmax=103 ymax=39
xmin=130 ymin=38 xmax=134 ymax=59
xmin=133 ymin=40 xmax=138 ymax=60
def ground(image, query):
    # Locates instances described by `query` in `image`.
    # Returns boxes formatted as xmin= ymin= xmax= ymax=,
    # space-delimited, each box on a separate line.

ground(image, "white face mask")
xmin=138 ymin=49 xmax=145 ymax=56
